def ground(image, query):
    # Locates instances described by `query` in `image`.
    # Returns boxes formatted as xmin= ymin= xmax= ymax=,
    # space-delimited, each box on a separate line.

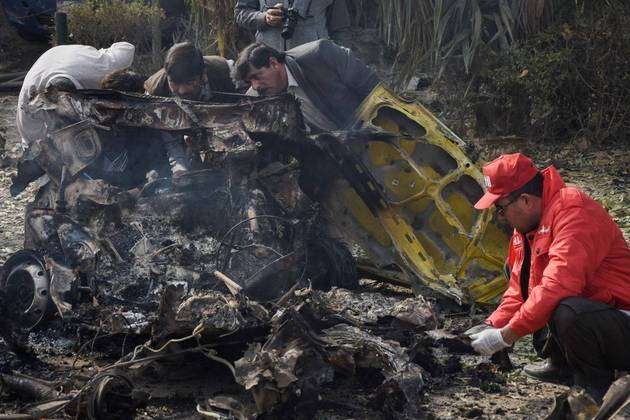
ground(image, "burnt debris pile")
xmin=0 ymin=88 xmax=517 ymax=418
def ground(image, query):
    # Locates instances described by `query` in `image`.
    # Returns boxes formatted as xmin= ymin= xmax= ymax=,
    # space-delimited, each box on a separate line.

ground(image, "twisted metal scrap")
xmin=30 ymin=90 xmax=304 ymax=140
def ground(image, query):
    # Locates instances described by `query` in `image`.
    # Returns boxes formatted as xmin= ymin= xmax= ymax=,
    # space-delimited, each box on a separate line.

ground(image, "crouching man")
xmin=12 ymin=42 xmax=135 ymax=196
xmin=469 ymin=153 xmax=630 ymax=401
xmin=144 ymin=41 xmax=235 ymax=101
xmin=144 ymin=42 xmax=236 ymax=175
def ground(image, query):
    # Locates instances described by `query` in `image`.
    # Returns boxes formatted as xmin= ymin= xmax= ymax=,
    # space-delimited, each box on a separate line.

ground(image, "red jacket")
xmin=487 ymin=166 xmax=630 ymax=337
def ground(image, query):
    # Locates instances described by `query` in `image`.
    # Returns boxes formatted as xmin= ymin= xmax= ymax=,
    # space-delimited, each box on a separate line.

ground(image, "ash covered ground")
xmin=0 ymin=88 xmax=628 ymax=419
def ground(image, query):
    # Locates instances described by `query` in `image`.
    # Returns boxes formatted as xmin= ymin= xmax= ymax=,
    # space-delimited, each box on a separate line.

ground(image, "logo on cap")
xmin=474 ymin=153 xmax=539 ymax=210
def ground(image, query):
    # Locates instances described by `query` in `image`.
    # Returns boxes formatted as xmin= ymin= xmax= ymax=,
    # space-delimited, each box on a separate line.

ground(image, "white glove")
xmin=463 ymin=323 xmax=491 ymax=337
xmin=470 ymin=328 xmax=509 ymax=356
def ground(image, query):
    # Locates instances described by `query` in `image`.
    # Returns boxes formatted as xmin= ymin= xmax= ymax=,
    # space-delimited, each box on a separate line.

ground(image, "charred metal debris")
xmin=0 ymin=88 xmax=509 ymax=418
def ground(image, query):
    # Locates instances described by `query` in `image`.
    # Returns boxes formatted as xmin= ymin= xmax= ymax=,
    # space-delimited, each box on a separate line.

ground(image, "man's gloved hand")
xmin=470 ymin=328 xmax=509 ymax=356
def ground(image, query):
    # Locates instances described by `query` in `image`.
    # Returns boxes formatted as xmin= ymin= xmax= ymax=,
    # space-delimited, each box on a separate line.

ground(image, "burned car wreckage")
xmin=0 ymin=85 xmax=513 ymax=418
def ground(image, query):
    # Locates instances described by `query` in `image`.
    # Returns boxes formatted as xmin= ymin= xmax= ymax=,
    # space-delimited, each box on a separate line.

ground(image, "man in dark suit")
xmin=233 ymin=39 xmax=380 ymax=132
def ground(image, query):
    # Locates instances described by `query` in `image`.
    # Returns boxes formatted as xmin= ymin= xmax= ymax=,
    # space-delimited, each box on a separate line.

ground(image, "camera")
xmin=281 ymin=7 xmax=299 ymax=40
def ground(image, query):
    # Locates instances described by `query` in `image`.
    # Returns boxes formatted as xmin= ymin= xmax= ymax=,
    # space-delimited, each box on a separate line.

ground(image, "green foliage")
xmin=480 ymin=11 xmax=630 ymax=143
xmin=67 ymin=0 xmax=164 ymax=51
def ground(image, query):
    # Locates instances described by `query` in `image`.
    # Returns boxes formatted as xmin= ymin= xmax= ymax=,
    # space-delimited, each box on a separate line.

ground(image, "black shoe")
xmin=11 ymin=160 xmax=45 ymax=197
xmin=523 ymin=359 xmax=572 ymax=385
xmin=10 ymin=175 xmax=29 ymax=197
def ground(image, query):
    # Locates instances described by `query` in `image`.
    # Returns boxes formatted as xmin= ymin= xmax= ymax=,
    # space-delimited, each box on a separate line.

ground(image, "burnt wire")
xmin=229 ymin=242 xmax=283 ymax=257
xmin=22 ymin=330 xmax=217 ymax=417
xmin=117 ymin=313 xmax=137 ymax=358
xmin=72 ymin=324 xmax=104 ymax=369
xmin=10 ymin=219 xmax=320 ymax=418
xmin=240 ymin=251 xmax=296 ymax=285
xmin=14 ymin=260 xmax=310 ymax=419
xmin=271 ymin=242 xmax=310 ymax=309
xmin=96 ymin=326 xmax=236 ymax=377
xmin=34 ymin=218 xmax=315 ymax=416
xmin=213 ymin=214 xmax=312 ymax=300
xmin=213 ymin=214 xmax=299 ymax=271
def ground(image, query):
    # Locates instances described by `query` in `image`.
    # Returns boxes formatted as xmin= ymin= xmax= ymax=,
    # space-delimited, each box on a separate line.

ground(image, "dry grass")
xmin=67 ymin=0 xmax=164 ymax=52
xmin=184 ymin=0 xmax=239 ymax=57
xmin=356 ymin=0 xmax=629 ymax=88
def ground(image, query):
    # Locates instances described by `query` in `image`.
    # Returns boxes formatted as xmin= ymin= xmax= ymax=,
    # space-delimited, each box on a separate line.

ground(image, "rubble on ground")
xmin=0 ymin=88 xmax=626 ymax=419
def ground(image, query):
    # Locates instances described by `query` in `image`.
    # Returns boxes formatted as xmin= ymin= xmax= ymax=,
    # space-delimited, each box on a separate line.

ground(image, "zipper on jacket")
xmin=520 ymin=236 xmax=532 ymax=301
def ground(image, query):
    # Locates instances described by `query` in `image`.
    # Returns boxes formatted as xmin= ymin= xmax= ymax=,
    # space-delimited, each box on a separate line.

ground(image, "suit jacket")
xmin=283 ymin=39 xmax=380 ymax=129
xmin=144 ymin=56 xmax=235 ymax=100
xmin=234 ymin=0 xmax=350 ymax=51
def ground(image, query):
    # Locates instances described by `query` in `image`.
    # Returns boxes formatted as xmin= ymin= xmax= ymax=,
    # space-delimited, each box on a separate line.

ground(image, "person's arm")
xmin=203 ymin=57 xmax=236 ymax=96
xmin=486 ymin=238 xmax=523 ymax=328
xmin=235 ymin=0 xmax=283 ymax=31
xmin=161 ymin=132 xmax=188 ymax=175
xmin=144 ymin=69 xmax=168 ymax=97
xmin=505 ymin=205 xmax=609 ymax=339
xmin=487 ymin=280 xmax=524 ymax=328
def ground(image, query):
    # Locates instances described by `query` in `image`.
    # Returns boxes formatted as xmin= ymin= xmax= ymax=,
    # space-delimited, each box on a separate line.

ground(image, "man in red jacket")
xmin=469 ymin=153 xmax=630 ymax=400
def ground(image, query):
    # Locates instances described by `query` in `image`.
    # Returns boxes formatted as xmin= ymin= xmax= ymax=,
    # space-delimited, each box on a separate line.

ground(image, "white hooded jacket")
xmin=16 ymin=42 xmax=135 ymax=149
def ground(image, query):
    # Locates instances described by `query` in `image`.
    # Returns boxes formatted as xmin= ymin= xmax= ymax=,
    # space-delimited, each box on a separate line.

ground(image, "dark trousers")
xmin=534 ymin=297 xmax=630 ymax=394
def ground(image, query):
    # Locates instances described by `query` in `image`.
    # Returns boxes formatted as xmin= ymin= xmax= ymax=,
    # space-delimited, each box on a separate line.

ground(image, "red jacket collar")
xmin=515 ymin=166 xmax=565 ymax=240
xmin=540 ymin=166 xmax=565 ymax=213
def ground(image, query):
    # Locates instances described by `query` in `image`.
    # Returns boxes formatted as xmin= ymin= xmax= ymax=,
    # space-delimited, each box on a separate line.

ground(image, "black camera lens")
xmin=281 ymin=8 xmax=298 ymax=40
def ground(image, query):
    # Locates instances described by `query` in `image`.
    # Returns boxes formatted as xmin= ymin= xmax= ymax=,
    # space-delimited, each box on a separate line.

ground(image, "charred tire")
xmin=87 ymin=373 xmax=136 ymax=420
xmin=306 ymin=236 xmax=358 ymax=291
xmin=0 ymin=250 xmax=54 ymax=330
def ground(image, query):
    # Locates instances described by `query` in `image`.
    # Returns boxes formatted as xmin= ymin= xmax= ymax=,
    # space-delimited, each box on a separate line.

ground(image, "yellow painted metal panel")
xmin=327 ymin=84 xmax=510 ymax=304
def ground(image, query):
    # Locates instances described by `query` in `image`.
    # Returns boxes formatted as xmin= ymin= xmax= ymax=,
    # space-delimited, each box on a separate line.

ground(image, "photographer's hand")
xmin=265 ymin=3 xmax=284 ymax=27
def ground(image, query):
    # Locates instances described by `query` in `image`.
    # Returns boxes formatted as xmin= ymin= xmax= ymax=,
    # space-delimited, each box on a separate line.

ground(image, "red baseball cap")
xmin=474 ymin=153 xmax=539 ymax=209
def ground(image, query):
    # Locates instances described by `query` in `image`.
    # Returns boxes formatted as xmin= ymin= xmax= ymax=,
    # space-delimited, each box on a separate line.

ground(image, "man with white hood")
xmin=12 ymin=42 xmax=135 ymax=196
